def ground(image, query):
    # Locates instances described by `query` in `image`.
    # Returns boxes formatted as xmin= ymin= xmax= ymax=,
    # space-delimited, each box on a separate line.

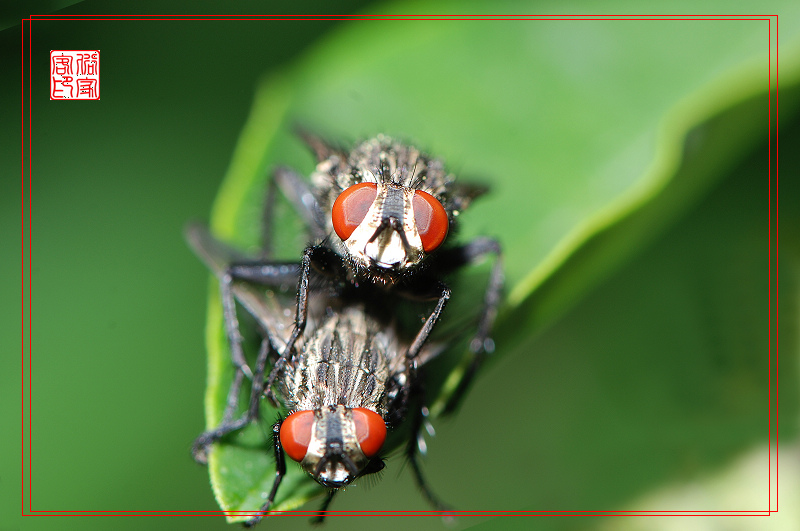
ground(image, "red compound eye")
xmin=332 ymin=182 xmax=378 ymax=241
xmin=280 ymin=410 xmax=315 ymax=462
xmin=352 ymin=408 xmax=386 ymax=458
xmin=412 ymin=190 xmax=449 ymax=252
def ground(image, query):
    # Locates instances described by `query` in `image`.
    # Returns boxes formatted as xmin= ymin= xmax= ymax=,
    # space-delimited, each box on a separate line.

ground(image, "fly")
xmin=188 ymin=223 xmax=448 ymax=526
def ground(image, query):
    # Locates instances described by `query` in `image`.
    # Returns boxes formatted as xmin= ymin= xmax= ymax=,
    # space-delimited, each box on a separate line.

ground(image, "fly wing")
xmin=413 ymin=342 xmax=447 ymax=368
xmin=442 ymin=180 xmax=490 ymax=214
xmin=185 ymin=222 xmax=299 ymax=346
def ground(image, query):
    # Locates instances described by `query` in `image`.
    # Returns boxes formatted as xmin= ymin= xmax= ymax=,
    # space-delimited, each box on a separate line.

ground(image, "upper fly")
xmin=314 ymin=135 xmax=456 ymax=280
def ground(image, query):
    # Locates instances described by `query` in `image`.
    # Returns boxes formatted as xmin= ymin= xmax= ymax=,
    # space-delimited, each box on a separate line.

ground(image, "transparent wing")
xmin=185 ymin=222 xmax=300 ymax=347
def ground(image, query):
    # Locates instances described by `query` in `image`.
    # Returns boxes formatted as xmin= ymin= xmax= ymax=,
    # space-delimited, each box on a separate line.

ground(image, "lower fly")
xmin=187 ymin=223 xmax=449 ymax=526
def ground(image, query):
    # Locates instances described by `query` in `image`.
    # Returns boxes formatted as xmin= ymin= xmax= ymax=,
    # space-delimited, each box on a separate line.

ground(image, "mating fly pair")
xmin=189 ymin=133 xmax=503 ymax=525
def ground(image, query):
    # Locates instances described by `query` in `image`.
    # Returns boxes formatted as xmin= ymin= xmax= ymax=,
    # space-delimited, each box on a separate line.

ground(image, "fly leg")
xmin=309 ymin=490 xmax=337 ymax=526
xmin=244 ymin=420 xmax=287 ymax=528
xmin=263 ymin=245 xmax=347 ymax=405
xmin=439 ymin=237 xmax=503 ymax=414
xmin=192 ymin=336 xmax=271 ymax=464
xmin=263 ymin=246 xmax=312 ymax=405
xmin=405 ymin=388 xmax=452 ymax=516
xmin=405 ymin=283 xmax=451 ymax=362
xmin=218 ymin=260 xmax=301 ymax=390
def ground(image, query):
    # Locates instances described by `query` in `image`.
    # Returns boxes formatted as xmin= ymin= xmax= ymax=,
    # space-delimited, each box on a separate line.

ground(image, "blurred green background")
xmin=3 ymin=1 xmax=799 ymax=530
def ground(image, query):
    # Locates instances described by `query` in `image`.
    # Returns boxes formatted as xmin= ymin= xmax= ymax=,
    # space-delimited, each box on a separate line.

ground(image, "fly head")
xmin=280 ymin=405 xmax=387 ymax=488
xmin=309 ymin=135 xmax=480 ymax=281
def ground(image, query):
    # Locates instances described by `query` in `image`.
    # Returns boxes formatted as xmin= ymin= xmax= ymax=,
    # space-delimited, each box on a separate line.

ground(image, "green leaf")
xmin=198 ymin=1 xmax=800 ymax=522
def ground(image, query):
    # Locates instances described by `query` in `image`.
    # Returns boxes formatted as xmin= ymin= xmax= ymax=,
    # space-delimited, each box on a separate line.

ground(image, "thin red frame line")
xmin=31 ymin=510 xmax=770 ymax=512
xmin=31 ymin=14 xmax=774 ymax=17
xmin=27 ymin=15 xmax=34 ymax=515
xmin=767 ymin=17 xmax=772 ymax=511
xmin=774 ymin=14 xmax=780 ymax=513
xmin=20 ymin=16 xmax=27 ymax=520
xmin=27 ymin=510 xmax=774 ymax=515
xmin=22 ymin=14 xmax=780 ymax=518
xmin=26 ymin=17 xmax=774 ymax=22
xmin=29 ymin=14 xmax=776 ymax=20
xmin=24 ymin=511 xmax=772 ymax=517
